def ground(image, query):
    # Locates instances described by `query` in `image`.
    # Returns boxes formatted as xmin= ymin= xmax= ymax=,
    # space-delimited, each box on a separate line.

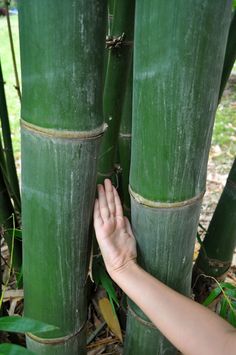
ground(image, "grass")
xmin=0 ymin=14 xmax=235 ymax=165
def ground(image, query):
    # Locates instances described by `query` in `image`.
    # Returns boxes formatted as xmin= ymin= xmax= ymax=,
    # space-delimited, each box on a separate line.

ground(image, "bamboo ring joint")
xmin=128 ymin=304 xmax=157 ymax=329
xmin=26 ymin=320 xmax=86 ymax=345
xmin=129 ymin=186 xmax=205 ymax=209
xmin=21 ymin=119 xmax=108 ymax=140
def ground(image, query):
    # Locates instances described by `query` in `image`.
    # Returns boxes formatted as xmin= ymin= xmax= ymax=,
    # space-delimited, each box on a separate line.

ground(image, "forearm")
xmin=112 ymin=262 xmax=236 ymax=355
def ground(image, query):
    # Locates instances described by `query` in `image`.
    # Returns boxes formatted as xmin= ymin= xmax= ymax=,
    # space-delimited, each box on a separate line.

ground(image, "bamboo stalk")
xmin=124 ymin=1 xmax=232 ymax=353
xmin=192 ymin=10 xmax=236 ymax=288
xmin=193 ymin=158 xmax=236 ymax=279
xmin=4 ymin=0 xmax=22 ymax=101
xmin=218 ymin=9 xmax=236 ymax=101
xmin=0 ymin=138 xmax=21 ymax=271
xmin=0 ymin=60 xmax=21 ymax=214
xmin=118 ymin=62 xmax=132 ymax=217
xmin=19 ymin=1 xmax=106 ymax=353
xmin=98 ymin=0 xmax=135 ymax=184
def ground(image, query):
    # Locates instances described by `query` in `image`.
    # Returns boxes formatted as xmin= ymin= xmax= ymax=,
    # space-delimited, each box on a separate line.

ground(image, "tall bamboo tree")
xmin=118 ymin=63 xmax=133 ymax=218
xmin=0 ymin=63 xmax=21 ymax=271
xmin=218 ymin=9 xmax=236 ymax=101
xmin=19 ymin=1 xmax=106 ymax=353
xmin=0 ymin=60 xmax=20 ymax=215
xmin=124 ymin=1 xmax=232 ymax=353
xmin=193 ymin=158 xmax=236 ymax=280
xmin=193 ymin=9 xmax=236 ymax=285
xmin=98 ymin=0 xmax=135 ymax=184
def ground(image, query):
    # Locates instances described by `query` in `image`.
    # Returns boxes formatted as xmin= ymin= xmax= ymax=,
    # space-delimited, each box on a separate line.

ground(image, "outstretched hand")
xmin=93 ymin=179 xmax=137 ymax=279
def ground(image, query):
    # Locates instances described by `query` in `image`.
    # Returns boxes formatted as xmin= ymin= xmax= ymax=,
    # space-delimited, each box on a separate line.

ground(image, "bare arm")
xmin=94 ymin=179 xmax=236 ymax=355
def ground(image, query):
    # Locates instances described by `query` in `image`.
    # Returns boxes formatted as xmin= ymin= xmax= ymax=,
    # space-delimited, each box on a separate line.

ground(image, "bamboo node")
xmin=26 ymin=320 xmax=86 ymax=345
xmin=21 ymin=119 xmax=108 ymax=140
xmin=106 ymin=33 xmax=132 ymax=49
xmin=128 ymin=304 xmax=157 ymax=329
xmin=199 ymin=255 xmax=231 ymax=270
xmin=129 ymin=186 xmax=205 ymax=209
xmin=119 ymin=132 xmax=132 ymax=138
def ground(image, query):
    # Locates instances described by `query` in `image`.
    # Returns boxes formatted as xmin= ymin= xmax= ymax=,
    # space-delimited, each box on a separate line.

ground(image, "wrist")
xmin=109 ymin=259 xmax=140 ymax=285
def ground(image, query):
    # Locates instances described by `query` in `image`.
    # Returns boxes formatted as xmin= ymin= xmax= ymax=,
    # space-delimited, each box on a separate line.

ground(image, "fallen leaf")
xmin=98 ymin=297 xmax=123 ymax=342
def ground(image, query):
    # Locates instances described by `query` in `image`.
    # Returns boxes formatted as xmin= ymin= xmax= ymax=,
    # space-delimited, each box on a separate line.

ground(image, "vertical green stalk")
xmin=118 ymin=62 xmax=133 ymax=218
xmin=0 ymin=60 xmax=21 ymax=214
xmin=193 ymin=158 xmax=236 ymax=279
xmin=124 ymin=1 xmax=232 ymax=353
xmin=4 ymin=0 xmax=22 ymax=100
xmin=218 ymin=9 xmax=236 ymax=101
xmin=19 ymin=1 xmax=106 ymax=353
xmin=98 ymin=0 xmax=135 ymax=184
xmin=193 ymin=10 xmax=236 ymax=288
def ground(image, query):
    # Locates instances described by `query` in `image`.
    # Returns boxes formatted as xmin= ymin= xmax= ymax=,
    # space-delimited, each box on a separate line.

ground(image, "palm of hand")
xmin=94 ymin=180 xmax=137 ymax=276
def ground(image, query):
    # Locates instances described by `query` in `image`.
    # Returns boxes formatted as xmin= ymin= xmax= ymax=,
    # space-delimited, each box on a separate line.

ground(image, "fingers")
xmin=93 ymin=199 xmax=103 ymax=228
xmin=97 ymin=179 xmax=124 ymax=221
xmin=104 ymin=179 xmax=116 ymax=216
xmin=113 ymin=186 xmax=124 ymax=217
xmin=97 ymin=184 xmax=110 ymax=220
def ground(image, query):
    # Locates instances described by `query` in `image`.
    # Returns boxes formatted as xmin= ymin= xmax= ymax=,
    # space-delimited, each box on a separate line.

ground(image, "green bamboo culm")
xmin=19 ymin=1 xmax=106 ymax=354
xmin=0 ymin=60 xmax=21 ymax=214
xmin=98 ymin=0 xmax=135 ymax=184
xmin=124 ymin=1 xmax=232 ymax=354
xmin=193 ymin=158 xmax=236 ymax=279
xmin=192 ymin=9 xmax=236 ymax=288
xmin=0 ymin=138 xmax=22 ymax=272
xmin=118 ymin=63 xmax=133 ymax=218
xmin=218 ymin=9 xmax=236 ymax=101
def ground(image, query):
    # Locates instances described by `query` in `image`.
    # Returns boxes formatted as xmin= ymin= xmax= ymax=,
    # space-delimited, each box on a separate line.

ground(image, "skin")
xmin=93 ymin=179 xmax=236 ymax=355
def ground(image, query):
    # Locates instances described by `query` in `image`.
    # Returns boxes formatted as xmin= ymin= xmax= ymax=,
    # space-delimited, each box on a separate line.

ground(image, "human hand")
xmin=93 ymin=179 xmax=137 ymax=279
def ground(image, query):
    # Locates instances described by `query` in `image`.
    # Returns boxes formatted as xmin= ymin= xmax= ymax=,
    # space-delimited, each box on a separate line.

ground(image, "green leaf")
xmin=220 ymin=282 xmax=236 ymax=290
xmin=203 ymin=287 xmax=222 ymax=306
xmin=0 ymin=316 xmax=58 ymax=333
xmin=0 ymin=343 xmax=34 ymax=355
xmin=219 ymin=297 xmax=228 ymax=319
xmin=224 ymin=288 xmax=236 ymax=299
xmin=93 ymin=258 xmax=119 ymax=307
xmin=93 ymin=258 xmax=119 ymax=316
xmin=99 ymin=268 xmax=119 ymax=307
xmin=6 ymin=228 xmax=22 ymax=241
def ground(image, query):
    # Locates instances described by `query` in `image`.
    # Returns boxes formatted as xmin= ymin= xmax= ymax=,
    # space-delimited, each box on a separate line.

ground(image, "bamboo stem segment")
xmin=0 ymin=60 xmax=21 ymax=214
xmin=4 ymin=0 xmax=22 ymax=101
xmin=124 ymin=1 xmax=232 ymax=353
xmin=118 ymin=62 xmax=133 ymax=217
xmin=19 ymin=1 xmax=106 ymax=353
xmin=218 ymin=10 xmax=236 ymax=101
xmin=98 ymin=0 xmax=135 ymax=183
xmin=194 ymin=158 xmax=236 ymax=279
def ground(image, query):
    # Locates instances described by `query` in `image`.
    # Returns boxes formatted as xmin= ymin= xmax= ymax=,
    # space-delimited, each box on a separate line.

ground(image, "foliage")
xmin=0 ymin=316 xmax=58 ymax=333
xmin=0 ymin=343 xmax=34 ymax=355
xmin=0 ymin=316 xmax=58 ymax=354
xmin=203 ymin=282 xmax=236 ymax=327
xmin=93 ymin=257 xmax=119 ymax=314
